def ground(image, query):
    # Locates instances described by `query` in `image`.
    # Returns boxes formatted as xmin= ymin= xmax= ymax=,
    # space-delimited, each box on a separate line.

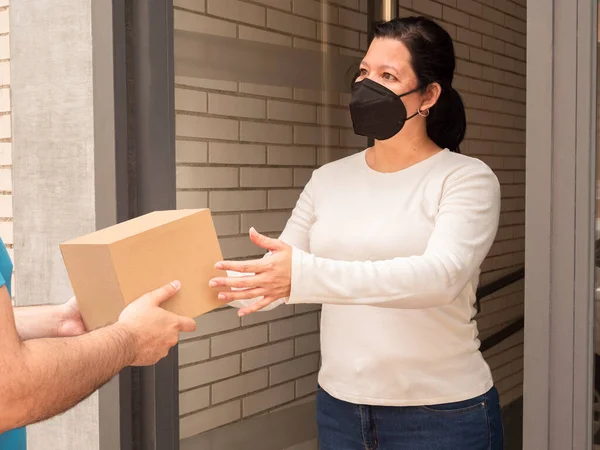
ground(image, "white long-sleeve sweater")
xmin=230 ymin=148 xmax=501 ymax=406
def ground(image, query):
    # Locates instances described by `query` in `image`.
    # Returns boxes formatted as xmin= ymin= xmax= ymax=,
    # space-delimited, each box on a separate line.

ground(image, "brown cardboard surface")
xmin=60 ymin=209 xmax=227 ymax=330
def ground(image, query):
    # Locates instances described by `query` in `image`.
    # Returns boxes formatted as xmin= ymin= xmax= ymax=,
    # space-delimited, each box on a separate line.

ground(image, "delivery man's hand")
xmin=117 ymin=281 xmax=197 ymax=366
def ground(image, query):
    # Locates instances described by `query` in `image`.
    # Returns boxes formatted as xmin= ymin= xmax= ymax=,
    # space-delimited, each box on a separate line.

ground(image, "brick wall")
xmin=398 ymin=0 xmax=526 ymax=407
xmin=0 ymin=1 xmax=12 ymax=299
xmin=174 ymin=0 xmax=368 ymax=440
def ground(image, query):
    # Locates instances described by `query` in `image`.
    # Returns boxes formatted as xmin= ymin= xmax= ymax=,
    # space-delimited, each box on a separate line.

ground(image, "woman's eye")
xmin=359 ymin=68 xmax=368 ymax=76
xmin=382 ymin=72 xmax=397 ymax=81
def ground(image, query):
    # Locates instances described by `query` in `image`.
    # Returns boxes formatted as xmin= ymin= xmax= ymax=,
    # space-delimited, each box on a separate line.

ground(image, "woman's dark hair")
xmin=372 ymin=16 xmax=466 ymax=153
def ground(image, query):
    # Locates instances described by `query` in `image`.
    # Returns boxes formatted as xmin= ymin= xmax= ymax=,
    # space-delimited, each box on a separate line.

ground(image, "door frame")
xmin=524 ymin=0 xmax=597 ymax=447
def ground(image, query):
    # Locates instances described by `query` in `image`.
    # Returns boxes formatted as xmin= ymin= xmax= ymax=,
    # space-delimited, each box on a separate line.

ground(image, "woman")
xmin=210 ymin=16 xmax=503 ymax=450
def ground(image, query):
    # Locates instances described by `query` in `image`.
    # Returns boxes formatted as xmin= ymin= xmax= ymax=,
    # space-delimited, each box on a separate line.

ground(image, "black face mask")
xmin=349 ymin=78 xmax=421 ymax=141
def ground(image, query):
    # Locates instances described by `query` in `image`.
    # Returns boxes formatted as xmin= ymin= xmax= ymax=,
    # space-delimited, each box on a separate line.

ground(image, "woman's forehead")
xmin=362 ymin=38 xmax=412 ymax=72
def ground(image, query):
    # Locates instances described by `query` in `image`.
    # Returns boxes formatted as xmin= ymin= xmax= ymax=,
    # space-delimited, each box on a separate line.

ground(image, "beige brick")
xmin=0 ymin=221 xmax=12 ymax=244
xmin=273 ymin=394 xmax=316 ymax=413
xmin=240 ymin=167 xmax=293 ymax=188
xmin=0 ymin=195 xmax=12 ymax=218
xmin=180 ymin=400 xmax=241 ymax=439
xmin=443 ymin=6 xmax=470 ymax=28
xmin=270 ymin=313 xmax=319 ymax=341
xmin=318 ymin=147 xmax=356 ymax=165
xmin=292 ymin=0 xmax=338 ymax=24
xmin=340 ymin=129 xmax=368 ymax=148
xmin=239 ymin=82 xmax=293 ymax=99
xmin=174 ymin=10 xmax=237 ymax=38
xmin=212 ymin=369 xmax=269 ymax=404
xmin=241 ymin=303 xmax=295 ymax=326
xmin=208 ymin=0 xmax=265 ymax=26
xmin=339 ymin=92 xmax=352 ymax=107
xmin=209 ymin=142 xmax=266 ymax=165
xmin=267 ymin=146 xmax=317 ymax=166
xmin=239 ymin=26 xmax=293 ymax=47
xmin=268 ymin=189 xmax=301 ymax=210
xmin=176 ymin=140 xmax=208 ymax=163
xmin=240 ymin=122 xmax=293 ymax=145
xmin=177 ymin=115 xmax=238 ymax=140
xmin=181 ymin=308 xmax=240 ymax=340
xmin=211 ymin=325 xmax=268 ymax=356
xmin=453 ymin=42 xmax=469 ymax=60
xmin=0 ymin=9 xmax=7 ymax=35
xmin=0 ymin=61 xmax=9 ymax=86
xmin=270 ymin=353 xmax=320 ymax=385
xmin=469 ymin=16 xmax=493 ymax=36
xmin=267 ymin=10 xmax=317 ymax=39
xmin=179 ymin=339 xmax=210 ymax=366
xmin=340 ymin=48 xmax=364 ymax=57
xmin=294 ymin=125 xmax=339 ymax=146
xmin=456 ymin=27 xmax=482 ymax=47
xmin=317 ymin=25 xmax=359 ymax=48
xmin=295 ymin=373 xmax=319 ymax=397
xmin=175 ymin=76 xmax=238 ymax=92
xmin=338 ymin=8 xmax=367 ymax=32
xmin=411 ymin=0 xmax=442 ymax=18
xmin=0 ymin=88 xmax=8 ymax=114
xmin=330 ymin=0 xmax=359 ymax=9
xmin=469 ymin=79 xmax=495 ymax=96
xmin=174 ymin=0 xmax=205 ymax=13
xmin=481 ymin=5 xmax=505 ymax=26
xmin=456 ymin=0 xmax=480 ymax=15
xmin=179 ymin=387 xmax=210 ymax=416
xmin=212 ymin=214 xmax=240 ymax=236
xmin=209 ymin=93 xmax=266 ymax=119
xmin=294 ymin=168 xmax=314 ymax=187
xmin=493 ymin=24 xmax=516 ymax=44
xmin=294 ymin=88 xmax=339 ymax=105
xmin=251 ymin=0 xmax=292 ymax=10
xmin=0 ymin=167 xmax=10 ymax=191
xmin=241 ymin=211 xmax=290 ymax=233
xmin=295 ymin=333 xmax=320 ymax=356
xmin=179 ymin=355 xmax=240 ymax=390
xmin=175 ymin=88 xmax=207 ymax=113
xmin=457 ymin=60 xmax=482 ymax=78
xmin=268 ymin=100 xmax=316 ymax=123
xmin=242 ymin=340 xmax=295 ymax=371
xmin=505 ymin=43 xmax=525 ymax=62
xmin=209 ymin=190 xmax=267 ymax=212
xmin=176 ymin=166 xmax=238 ymax=189
xmin=243 ymin=382 xmax=295 ymax=416
xmin=0 ymin=35 xmax=8 ymax=60
xmin=176 ymin=191 xmax=208 ymax=209
xmin=317 ymin=106 xmax=352 ymax=128
xmin=0 ymin=114 xmax=10 ymax=139
xmin=293 ymin=38 xmax=324 ymax=52
xmin=220 ymin=235 xmax=265 ymax=259
xmin=359 ymin=0 xmax=368 ymax=12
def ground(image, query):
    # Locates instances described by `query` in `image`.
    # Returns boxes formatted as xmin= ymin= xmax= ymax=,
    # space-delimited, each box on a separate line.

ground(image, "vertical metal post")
xmin=115 ymin=0 xmax=179 ymax=449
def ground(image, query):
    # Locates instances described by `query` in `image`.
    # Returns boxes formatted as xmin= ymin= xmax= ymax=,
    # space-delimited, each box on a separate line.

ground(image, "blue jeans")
xmin=317 ymin=385 xmax=504 ymax=450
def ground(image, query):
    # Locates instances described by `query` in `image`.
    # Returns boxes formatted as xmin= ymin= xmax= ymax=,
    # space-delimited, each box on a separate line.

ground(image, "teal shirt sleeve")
xmin=0 ymin=238 xmax=26 ymax=450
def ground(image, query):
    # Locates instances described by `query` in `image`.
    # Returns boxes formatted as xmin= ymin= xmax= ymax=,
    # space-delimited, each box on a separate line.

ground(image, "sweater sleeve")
xmin=287 ymin=166 xmax=501 ymax=309
xmin=227 ymin=177 xmax=316 ymax=310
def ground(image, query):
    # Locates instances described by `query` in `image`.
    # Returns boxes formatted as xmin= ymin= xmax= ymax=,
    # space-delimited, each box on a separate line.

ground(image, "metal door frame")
xmin=524 ymin=0 xmax=597 ymax=447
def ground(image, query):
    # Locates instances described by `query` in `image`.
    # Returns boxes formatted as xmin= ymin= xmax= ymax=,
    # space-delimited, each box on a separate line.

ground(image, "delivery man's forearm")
xmin=0 ymin=324 xmax=134 ymax=433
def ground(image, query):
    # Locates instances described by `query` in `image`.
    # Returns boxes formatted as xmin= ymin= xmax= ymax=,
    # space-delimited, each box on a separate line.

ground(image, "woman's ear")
xmin=420 ymin=82 xmax=442 ymax=111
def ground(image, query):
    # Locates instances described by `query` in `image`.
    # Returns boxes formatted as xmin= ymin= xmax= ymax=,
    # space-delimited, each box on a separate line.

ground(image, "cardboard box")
xmin=60 ymin=209 xmax=227 ymax=331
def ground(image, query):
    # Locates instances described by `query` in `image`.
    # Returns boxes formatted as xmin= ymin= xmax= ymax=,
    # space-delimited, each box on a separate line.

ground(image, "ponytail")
xmin=426 ymin=86 xmax=466 ymax=153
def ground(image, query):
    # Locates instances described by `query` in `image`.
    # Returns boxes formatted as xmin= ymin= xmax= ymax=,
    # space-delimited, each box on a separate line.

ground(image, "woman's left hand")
xmin=209 ymin=228 xmax=292 ymax=316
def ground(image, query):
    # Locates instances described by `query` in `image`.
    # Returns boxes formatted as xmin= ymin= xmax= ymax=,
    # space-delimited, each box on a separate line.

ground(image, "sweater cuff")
xmin=287 ymin=246 xmax=310 ymax=304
